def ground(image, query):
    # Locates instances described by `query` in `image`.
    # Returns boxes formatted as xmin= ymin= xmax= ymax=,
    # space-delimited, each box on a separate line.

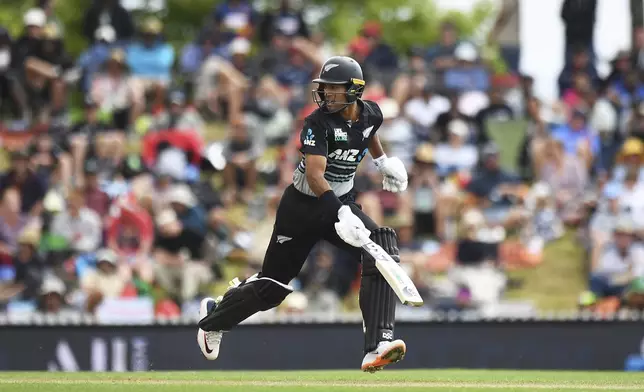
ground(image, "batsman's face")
xmin=321 ymin=83 xmax=348 ymax=111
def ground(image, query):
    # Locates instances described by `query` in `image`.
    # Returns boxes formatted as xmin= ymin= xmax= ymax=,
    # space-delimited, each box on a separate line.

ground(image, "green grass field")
xmin=1 ymin=370 xmax=643 ymax=392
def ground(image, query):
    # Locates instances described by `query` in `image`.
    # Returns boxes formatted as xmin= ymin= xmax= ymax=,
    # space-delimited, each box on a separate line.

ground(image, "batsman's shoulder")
xmin=362 ymin=99 xmax=384 ymax=122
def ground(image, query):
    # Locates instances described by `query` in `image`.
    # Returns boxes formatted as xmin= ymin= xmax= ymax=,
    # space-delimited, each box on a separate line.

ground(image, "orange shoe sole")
xmin=361 ymin=341 xmax=407 ymax=373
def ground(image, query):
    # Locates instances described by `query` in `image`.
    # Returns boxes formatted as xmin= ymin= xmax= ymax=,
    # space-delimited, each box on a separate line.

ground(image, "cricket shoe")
xmin=361 ymin=339 xmax=407 ymax=373
xmin=196 ymin=278 xmax=243 ymax=360
xmin=197 ymin=297 xmax=222 ymax=360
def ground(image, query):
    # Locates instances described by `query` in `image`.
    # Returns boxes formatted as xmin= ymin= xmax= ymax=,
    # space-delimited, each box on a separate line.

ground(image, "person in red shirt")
xmin=106 ymin=193 xmax=154 ymax=283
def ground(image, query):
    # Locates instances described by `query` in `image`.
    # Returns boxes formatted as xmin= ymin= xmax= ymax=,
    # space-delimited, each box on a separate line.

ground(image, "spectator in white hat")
xmin=11 ymin=8 xmax=46 ymax=71
xmin=81 ymin=248 xmax=130 ymax=313
xmin=78 ymin=25 xmax=117 ymax=92
xmin=433 ymin=119 xmax=478 ymax=178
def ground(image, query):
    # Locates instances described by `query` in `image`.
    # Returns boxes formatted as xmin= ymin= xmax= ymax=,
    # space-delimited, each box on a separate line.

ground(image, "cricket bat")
xmin=357 ymin=231 xmax=424 ymax=307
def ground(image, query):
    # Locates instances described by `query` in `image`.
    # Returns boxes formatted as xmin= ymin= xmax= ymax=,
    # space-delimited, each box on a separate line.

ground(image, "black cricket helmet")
xmin=312 ymin=56 xmax=365 ymax=113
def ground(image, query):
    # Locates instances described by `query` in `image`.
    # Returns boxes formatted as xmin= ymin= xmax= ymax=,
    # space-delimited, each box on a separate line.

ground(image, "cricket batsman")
xmin=197 ymin=56 xmax=409 ymax=372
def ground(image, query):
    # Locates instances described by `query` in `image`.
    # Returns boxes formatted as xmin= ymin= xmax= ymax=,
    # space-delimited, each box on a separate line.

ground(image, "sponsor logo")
xmin=328 ymin=148 xmax=360 ymax=162
xmin=334 ymin=128 xmax=348 ymax=142
xmin=48 ymin=337 xmax=148 ymax=372
xmin=403 ymin=285 xmax=420 ymax=298
xmin=276 ymin=235 xmax=292 ymax=244
xmin=324 ymin=63 xmax=339 ymax=72
xmin=362 ymin=126 xmax=374 ymax=139
xmin=303 ymin=129 xmax=316 ymax=147
xmin=382 ymin=331 xmax=394 ymax=340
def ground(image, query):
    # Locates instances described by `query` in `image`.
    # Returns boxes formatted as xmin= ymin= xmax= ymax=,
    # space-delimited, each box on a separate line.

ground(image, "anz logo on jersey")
xmin=329 ymin=148 xmax=368 ymax=162
xmin=303 ymin=129 xmax=316 ymax=146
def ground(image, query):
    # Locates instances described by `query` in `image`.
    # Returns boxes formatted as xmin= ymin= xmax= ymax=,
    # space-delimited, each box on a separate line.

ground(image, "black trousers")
xmin=260 ymin=184 xmax=378 ymax=285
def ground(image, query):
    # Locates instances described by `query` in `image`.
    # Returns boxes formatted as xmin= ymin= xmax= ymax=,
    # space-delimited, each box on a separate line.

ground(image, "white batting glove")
xmin=374 ymin=155 xmax=408 ymax=193
xmin=334 ymin=205 xmax=371 ymax=248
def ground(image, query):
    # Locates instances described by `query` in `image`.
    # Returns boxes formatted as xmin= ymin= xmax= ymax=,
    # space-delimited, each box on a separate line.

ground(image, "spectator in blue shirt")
xmin=180 ymin=28 xmax=229 ymax=76
xmin=78 ymin=25 xmax=117 ymax=93
xmin=127 ymin=17 xmax=175 ymax=108
xmin=212 ymin=0 xmax=258 ymax=44
xmin=427 ymin=21 xmax=461 ymax=71
xmin=551 ymin=109 xmax=599 ymax=168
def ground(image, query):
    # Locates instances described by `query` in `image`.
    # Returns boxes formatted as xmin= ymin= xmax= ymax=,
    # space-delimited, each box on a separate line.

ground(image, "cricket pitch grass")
xmin=1 ymin=370 xmax=643 ymax=392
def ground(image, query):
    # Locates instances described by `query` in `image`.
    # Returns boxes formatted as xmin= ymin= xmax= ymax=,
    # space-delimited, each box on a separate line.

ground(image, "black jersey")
xmin=293 ymin=99 xmax=384 ymax=197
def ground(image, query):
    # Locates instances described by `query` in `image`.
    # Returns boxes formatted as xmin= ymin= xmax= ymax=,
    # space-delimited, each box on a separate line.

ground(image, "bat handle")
xmin=357 ymin=230 xmax=372 ymax=244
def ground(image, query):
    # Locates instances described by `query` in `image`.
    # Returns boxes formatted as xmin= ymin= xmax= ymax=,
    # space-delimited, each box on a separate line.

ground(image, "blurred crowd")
xmin=0 ymin=0 xmax=643 ymax=321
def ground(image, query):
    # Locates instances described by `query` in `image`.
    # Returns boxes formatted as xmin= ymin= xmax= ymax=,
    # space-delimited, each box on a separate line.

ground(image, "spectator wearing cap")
xmin=551 ymin=109 xmax=599 ymax=169
xmin=611 ymin=138 xmax=644 ymax=185
xmin=166 ymin=184 xmax=207 ymax=237
xmin=78 ymin=25 xmax=117 ymax=93
xmin=11 ymin=8 xmax=46 ymax=70
xmin=82 ymin=0 xmax=135 ymax=44
xmin=37 ymin=275 xmax=66 ymax=313
xmin=409 ymin=143 xmax=440 ymax=237
xmin=212 ymin=0 xmax=258 ymax=43
xmin=49 ymin=188 xmax=102 ymax=255
xmin=433 ymin=119 xmax=478 ymax=178
xmin=91 ymin=48 xmax=142 ymax=131
xmin=153 ymin=208 xmax=212 ymax=303
xmin=589 ymin=217 xmax=644 ymax=301
xmin=81 ymin=248 xmax=131 ymax=313
xmin=258 ymin=0 xmax=309 ymax=45
xmin=127 ymin=17 xmax=175 ymax=109
xmin=0 ymin=150 xmax=47 ymax=216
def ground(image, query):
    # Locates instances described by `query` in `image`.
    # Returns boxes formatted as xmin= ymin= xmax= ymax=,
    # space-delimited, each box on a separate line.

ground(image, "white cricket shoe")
xmin=361 ymin=339 xmax=407 ymax=373
xmin=197 ymin=278 xmax=243 ymax=361
xmin=197 ymin=297 xmax=223 ymax=360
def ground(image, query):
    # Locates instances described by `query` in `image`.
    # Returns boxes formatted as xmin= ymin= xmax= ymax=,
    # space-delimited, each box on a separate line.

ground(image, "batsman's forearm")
xmin=306 ymin=171 xmax=331 ymax=197
xmin=307 ymin=172 xmax=343 ymax=215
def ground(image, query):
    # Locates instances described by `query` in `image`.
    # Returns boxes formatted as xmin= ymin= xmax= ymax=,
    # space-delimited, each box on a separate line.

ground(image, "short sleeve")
xmin=299 ymin=118 xmax=328 ymax=157
xmin=366 ymin=101 xmax=384 ymax=139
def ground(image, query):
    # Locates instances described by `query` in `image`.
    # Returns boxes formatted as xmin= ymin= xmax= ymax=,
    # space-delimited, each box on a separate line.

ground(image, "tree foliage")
xmin=0 ymin=0 xmax=505 ymax=72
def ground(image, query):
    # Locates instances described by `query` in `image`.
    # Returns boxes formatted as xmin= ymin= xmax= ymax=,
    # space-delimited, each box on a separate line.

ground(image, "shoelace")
xmin=205 ymin=331 xmax=222 ymax=345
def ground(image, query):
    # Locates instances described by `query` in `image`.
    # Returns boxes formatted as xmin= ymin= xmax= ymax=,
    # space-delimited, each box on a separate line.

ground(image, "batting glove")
xmin=335 ymin=205 xmax=371 ymax=248
xmin=374 ymin=155 xmax=408 ymax=193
